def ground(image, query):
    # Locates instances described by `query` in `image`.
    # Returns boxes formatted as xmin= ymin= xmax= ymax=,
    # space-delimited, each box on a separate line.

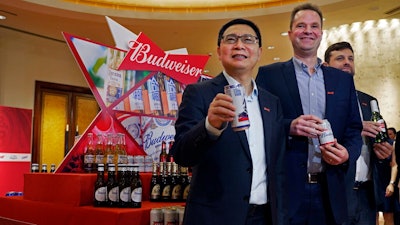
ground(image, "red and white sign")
xmin=58 ymin=18 xmax=210 ymax=172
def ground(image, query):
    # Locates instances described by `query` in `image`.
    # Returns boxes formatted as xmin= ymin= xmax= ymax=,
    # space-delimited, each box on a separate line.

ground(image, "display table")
xmin=0 ymin=173 xmax=184 ymax=225
xmin=0 ymin=196 xmax=181 ymax=225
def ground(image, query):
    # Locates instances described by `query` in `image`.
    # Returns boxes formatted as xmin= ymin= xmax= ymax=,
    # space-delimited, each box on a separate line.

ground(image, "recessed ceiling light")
xmin=273 ymin=57 xmax=280 ymax=61
xmin=0 ymin=15 xmax=6 ymax=20
xmin=280 ymin=32 xmax=288 ymax=36
xmin=267 ymin=46 xmax=275 ymax=50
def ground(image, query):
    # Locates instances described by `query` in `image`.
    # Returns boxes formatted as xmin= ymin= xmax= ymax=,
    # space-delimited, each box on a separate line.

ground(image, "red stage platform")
xmin=0 ymin=173 xmax=184 ymax=225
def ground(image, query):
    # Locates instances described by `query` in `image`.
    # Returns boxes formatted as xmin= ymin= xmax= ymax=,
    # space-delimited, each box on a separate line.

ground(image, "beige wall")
xmin=0 ymin=28 xmax=87 ymax=109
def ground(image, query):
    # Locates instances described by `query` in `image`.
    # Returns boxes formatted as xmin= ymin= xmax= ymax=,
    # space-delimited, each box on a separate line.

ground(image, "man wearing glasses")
xmin=170 ymin=18 xmax=288 ymax=225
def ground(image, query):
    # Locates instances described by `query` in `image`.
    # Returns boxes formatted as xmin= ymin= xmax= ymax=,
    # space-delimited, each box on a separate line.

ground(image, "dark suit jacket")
xmin=344 ymin=91 xmax=392 ymax=215
xmin=256 ymin=59 xmax=363 ymax=224
xmin=171 ymin=74 xmax=287 ymax=225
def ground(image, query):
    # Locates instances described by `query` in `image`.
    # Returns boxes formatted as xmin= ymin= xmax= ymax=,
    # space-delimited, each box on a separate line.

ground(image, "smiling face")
xmin=288 ymin=9 xmax=323 ymax=57
xmin=217 ymin=24 xmax=262 ymax=77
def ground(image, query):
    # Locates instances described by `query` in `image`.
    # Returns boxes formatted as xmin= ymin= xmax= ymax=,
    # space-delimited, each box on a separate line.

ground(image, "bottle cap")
xmin=370 ymin=100 xmax=379 ymax=113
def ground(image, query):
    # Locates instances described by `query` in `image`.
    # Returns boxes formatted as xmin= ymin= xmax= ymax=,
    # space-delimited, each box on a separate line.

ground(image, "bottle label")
xmin=84 ymin=154 xmax=95 ymax=163
xmin=95 ymin=155 xmax=104 ymax=164
xmin=162 ymin=185 xmax=171 ymax=197
xmin=377 ymin=119 xmax=386 ymax=132
xmin=108 ymin=187 xmax=119 ymax=202
xmin=150 ymin=184 xmax=160 ymax=198
xmin=131 ymin=187 xmax=142 ymax=202
xmin=183 ymin=185 xmax=190 ymax=199
xmin=171 ymin=185 xmax=182 ymax=199
xmin=95 ymin=187 xmax=107 ymax=202
xmin=120 ymin=187 xmax=131 ymax=202
xmin=106 ymin=155 xmax=114 ymax=164
xmin=118 ymin=155 xmax=128 ymax=164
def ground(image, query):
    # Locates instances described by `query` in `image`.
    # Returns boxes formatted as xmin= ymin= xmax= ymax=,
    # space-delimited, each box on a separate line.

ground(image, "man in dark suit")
xmin=256 ymin=4 xmax=363 ymax=225
xmin=171 ymin=18 xmax=287 ymax=225
xmin=323 ymin=41 xmax=393 ymax=225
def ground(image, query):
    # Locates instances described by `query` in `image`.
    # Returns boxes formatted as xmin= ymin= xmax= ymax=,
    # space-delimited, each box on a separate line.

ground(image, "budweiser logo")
xmin=119 ymin=32 xmax=209 ymax=84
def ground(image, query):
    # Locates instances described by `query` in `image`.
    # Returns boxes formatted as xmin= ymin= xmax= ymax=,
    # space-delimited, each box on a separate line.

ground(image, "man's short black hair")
xmin=218 ymin=18 xmax=262 ymax=47
xmin=324 ymin=41 xmax=354 ymax=63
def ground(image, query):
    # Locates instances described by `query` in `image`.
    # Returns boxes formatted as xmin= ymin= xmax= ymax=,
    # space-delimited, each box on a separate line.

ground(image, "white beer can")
xmin=319 ymin=119 xmax=334 ymax=146
xmin=224 ymin=84 xmax=250 ymax=131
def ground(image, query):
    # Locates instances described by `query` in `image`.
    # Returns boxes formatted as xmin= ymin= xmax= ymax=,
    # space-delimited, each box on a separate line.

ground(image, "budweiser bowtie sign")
xmin=57 ymin=18 xmax=209 ymax=173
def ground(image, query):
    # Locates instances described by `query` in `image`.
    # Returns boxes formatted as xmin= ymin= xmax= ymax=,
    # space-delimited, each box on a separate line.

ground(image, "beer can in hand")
xmin=319 ymin=119 xmax=334 ymax=146
xmin=224 ymin=84 xmax=250 ymax=131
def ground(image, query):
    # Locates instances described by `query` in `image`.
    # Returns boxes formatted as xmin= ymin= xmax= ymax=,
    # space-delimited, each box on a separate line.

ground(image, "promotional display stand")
xmin=0 ymin=17 xmax=209 ymax=225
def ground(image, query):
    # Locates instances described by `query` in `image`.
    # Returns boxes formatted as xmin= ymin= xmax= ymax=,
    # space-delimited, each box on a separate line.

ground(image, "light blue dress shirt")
xmin=293 ymin=57 xmax=326 ymax=173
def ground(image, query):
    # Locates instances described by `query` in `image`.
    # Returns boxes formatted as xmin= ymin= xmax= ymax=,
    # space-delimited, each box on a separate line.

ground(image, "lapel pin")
xmin=327 ymin=91 xmax=334 ymax=95
xmin=264 ymin=107 xmax=270 ymax=112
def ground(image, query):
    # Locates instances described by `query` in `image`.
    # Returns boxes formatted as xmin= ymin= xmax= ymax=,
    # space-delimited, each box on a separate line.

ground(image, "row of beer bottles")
xmin=31 ymin=163 xmax=56 ymax=173
xmin=84 ymin=132 xmax=128 ymax=173
xmin=93 ymin=163 xmax=142 ymax=208
xmin=150 ymin=162 xmax=191 ymax=202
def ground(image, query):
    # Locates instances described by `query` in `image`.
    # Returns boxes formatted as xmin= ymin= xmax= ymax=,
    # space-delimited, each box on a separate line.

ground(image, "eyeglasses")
xmin=221 ymin=34 xmax=259 ymax=45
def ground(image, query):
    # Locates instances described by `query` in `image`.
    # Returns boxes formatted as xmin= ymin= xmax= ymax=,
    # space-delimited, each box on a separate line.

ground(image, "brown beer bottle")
xmin=170 ymin=162 xmax=182 ymax=202
xmin=94 ymin=164 xmax=107 ymax=207
xmin=106 ymin=164 xmax=119 ymax=207
xmin=118 ymin=164 xmax=130 ymax=208
xmin=130 ymin=164 xmax=142 ymax=208
xmin=180 ymin=167 xmax=190 ymax=202
xmin=84 ymin=133 xmax=96 ymax=173
xmin=160 ymin=162 xmax=172 ymax=201
xmin=149 ymin=162 xmax=161 ymax=202
xmin=159 ymin=141 xmax=168 ymax=162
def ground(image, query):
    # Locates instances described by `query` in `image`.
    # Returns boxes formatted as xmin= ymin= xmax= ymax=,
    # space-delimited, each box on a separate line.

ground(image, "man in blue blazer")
xmin=256 ymin=3 xmax=362 ymax=225
xmin=324 ymin=41 xmax=393 ymax=225
xmin=171 ymin=19 xmax=287 ymax=225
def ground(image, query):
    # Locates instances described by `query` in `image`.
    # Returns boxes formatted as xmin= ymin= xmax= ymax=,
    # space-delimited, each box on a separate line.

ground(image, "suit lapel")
xmin=357 ymin=91 xmax=372 ymax=120
xmin=322 ymin=66 xmax=339 ymax=119
xmin=258 ymin=90 xmax=272 ymax=162
xmin=212 ymin=73 xmax=252 ymax=160
xmin=282 ymin=60 xmax=303 ymax=115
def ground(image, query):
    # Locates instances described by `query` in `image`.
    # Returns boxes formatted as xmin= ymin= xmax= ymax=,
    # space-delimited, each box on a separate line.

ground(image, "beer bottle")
xmin=180 ymin=167 xmax=190 ymax=202
xmin=84 ymin=133 xmax=96 ymax=173
xmin=149 ymin=162 xmax=161 ymax=202
xmin=41 ymin=164 xmax=47 ymax=173
xmin=118 ymin=164 xmax=131 ymax=207
xmin=94 ymin=164 xmax=107 ymax=207
xmin=159 ymin=141 xmax=168 ymax=162
xmin=170 ymin=162 xmax=182 ymax=202
xmin=50 ymin=164 xmax=56 ymax=173
xmin=106 ymin=164 xmax=119 ymax=207
xmin=370 ymin=100 xmax=388 ymax=143
xmin=31 ymin=163 xmax=39 ymax=173
xmin=95 ymin=134 xmax=105 ymax=168
xmin=160 ymin=162 xmax=172 ymax=201
xmin=104 ymin=133 xmax=115 ymax=170
xmin=130 ymin=164 xmax=142 ymax=208
xmin=115 ymin=133 xmax=128 ymax=165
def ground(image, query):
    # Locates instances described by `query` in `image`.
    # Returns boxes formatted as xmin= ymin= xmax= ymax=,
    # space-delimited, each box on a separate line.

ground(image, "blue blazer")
xmin=171 ymin=74 xmax=288 ymax=225
xmin=256 ymin=60 xmax=363 ymax=224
